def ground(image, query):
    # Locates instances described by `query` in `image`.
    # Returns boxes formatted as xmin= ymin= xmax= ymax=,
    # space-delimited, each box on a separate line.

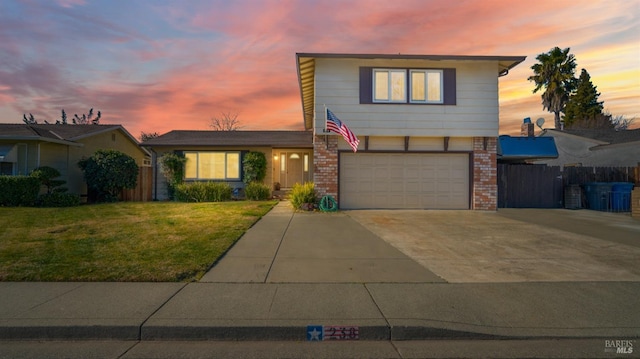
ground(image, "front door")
xmin=279 ymin=151 xmax=309 ymax=188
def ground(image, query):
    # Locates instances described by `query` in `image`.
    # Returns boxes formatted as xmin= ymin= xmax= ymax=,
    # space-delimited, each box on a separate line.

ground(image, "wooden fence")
xmin=561 ymin=166 xmax=637 ymax=186
xmin=120 ymin=167 xmax=153 ymax=202
xmin=498 ymin=164 xmax=638 ymax=209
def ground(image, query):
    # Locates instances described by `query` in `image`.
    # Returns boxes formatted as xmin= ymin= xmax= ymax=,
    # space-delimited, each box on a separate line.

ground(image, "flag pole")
xmin=324 ymin=104 xmax=328 ymax=149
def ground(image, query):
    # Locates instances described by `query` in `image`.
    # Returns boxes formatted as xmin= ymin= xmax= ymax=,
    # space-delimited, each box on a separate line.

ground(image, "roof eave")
xmin=296 ymin=54 xmax=316 ymax=130
xmin=0 ymin=136 xmax=82 ymax=147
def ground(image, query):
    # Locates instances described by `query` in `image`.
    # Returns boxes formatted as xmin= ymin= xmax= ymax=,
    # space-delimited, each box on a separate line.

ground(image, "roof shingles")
xmin=559 ymin=129 xmax=640 ymax=145
xmin=0 ymin=124 xmax=123 ymax=140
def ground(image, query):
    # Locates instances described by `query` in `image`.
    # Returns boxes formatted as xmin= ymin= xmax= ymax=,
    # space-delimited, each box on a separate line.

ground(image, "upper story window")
xmin=373 ymin=69 xmax=406 ymax=103
xmin=410 ymin=69 xmax=443 ymax=103
xmin=361 ymin=67 xmax=455 ymax=105
xmin=184 ymin=151 xmax=241 ymax=181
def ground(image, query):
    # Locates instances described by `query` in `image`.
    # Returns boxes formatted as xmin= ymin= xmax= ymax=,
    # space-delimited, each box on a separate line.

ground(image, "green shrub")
xmin=244 ymin=182 xmax=271 ymax=200
xmin=289 ymin=182 xmax=317 ymax=210
xmin=159 ymin=152 xmax=186 ymax=200
xmin=174 ymin=182 xmax=232 ymax=202
xmin=0 ymin=176 xmax=40 ymax=206
xmin=30 ymin=166 xmax=66 ymax=194
xmin=37 ymin=192 xmax=81 ymax=207
xmin=78 ymin=149 xmax=139 ymax=202
xmin=242 ymin=151 xmax=267 ymax=184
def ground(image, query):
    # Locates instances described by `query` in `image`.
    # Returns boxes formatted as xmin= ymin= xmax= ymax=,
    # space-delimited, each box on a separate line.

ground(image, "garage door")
xmin=340 ymin=153 xmax=469 ymax=209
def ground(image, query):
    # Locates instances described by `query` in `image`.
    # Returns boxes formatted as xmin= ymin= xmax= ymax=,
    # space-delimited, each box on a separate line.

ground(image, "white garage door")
xmin=340 ymin=153 xmax=469 ymax=209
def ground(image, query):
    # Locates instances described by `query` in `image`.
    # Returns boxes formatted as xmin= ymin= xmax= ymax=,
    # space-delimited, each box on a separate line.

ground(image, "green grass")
xmin=0 ymin=201 xmax=277 ymax=282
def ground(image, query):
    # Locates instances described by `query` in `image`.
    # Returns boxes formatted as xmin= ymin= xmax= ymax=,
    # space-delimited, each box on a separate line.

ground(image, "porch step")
xmin=272 ymin=189 xmax=290 ymax=200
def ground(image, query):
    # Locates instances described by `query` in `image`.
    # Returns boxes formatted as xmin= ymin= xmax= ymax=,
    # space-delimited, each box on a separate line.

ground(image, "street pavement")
xmin=1 ymin=201 xmax=639 ymax=358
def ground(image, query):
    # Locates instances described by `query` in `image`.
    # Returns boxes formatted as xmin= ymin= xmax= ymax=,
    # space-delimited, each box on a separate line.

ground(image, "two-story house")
xmin=296 ymin=53 xmax=525 ymax=210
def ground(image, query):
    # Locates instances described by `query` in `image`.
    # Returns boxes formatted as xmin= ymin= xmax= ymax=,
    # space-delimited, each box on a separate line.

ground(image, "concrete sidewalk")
xmin=1 ymin=281 xmax=639 ymax=341
xmin=0 ymin=202 xmax=639 ymax=342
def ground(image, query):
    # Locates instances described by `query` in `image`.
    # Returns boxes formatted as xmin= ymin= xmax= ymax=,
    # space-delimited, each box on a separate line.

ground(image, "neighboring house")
xmin=0 ymin=124 xmax=151 ymax=198
xmin=535 ymin=129 xmax=640 ymax=167
xmin=296 ymin=53 xmax=525 ymax=210
xmin=141 ymin=130 xmax=313 ymax=200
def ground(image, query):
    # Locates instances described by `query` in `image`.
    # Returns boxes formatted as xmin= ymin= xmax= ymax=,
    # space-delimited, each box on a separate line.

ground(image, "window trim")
xmin=360 ymin=67 xmax=456 ymax=105
xmin=409 ymin=69 xmax=444 ymax=104
xmin=372 ymin=68 xmax=407 ymax=103
xmin=183 ymin=150 xmax=242 ymax=181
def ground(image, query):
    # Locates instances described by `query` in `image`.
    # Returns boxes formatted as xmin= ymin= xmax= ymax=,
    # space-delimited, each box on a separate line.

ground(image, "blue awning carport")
xmin=497 ymin=135 xmax=559 ymax=162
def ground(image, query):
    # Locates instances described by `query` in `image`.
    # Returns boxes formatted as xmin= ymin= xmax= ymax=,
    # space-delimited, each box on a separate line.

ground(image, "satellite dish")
xmin=535 ymin=118 xmax=545 ymax=129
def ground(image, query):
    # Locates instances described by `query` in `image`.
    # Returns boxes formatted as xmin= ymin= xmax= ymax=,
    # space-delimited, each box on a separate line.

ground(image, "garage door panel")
xmin=340 ymin=153 xmax=469 ymax=209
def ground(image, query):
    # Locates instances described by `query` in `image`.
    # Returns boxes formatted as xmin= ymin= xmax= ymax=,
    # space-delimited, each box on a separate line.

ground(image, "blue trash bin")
xmin=611 ymin=182 xmax=634 ymax=212
xmin=583 ymin=183 xmax=612 ymax=211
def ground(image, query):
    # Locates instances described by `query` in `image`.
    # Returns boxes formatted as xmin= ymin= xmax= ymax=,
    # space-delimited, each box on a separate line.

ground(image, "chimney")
xmin=521 ymin=117 xmax=534 ymax=137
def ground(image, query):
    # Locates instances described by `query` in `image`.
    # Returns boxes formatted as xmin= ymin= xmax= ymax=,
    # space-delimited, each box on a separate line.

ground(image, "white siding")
xmin=314 ymin=58 xmax=500 ymax=137
xmin=337 ymin=136 xmax=474 ymax=152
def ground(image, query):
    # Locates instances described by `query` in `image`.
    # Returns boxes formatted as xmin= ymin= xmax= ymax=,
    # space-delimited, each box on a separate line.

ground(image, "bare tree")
xmin=22 ymin=113 xmax=37 ymax=124
xmin=610 ymin=113 xmax=635 ymax=131
xmin=22 ymin=108 xmax=101 ymax=125
xmin=140 ymin=131 xmax=159 ymax=142
xmin=73 ymin=108 xmax=101 ymax=125
xmin=209 ymin=112 xmax=242 ymax=131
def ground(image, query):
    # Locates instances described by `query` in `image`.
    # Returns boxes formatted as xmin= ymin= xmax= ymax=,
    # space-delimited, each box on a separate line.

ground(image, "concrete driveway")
xmin=346 ymin=209 xmax=640 ymax=283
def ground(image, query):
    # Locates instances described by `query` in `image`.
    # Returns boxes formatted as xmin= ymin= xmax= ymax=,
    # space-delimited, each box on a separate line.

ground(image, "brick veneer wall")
xmin=472 ymin=137 xmax=498 ymax=210
xmin=632 ymin=188 xmax=640 ymax=219
xmin=313 ymin=135 xmax=339 ymax=201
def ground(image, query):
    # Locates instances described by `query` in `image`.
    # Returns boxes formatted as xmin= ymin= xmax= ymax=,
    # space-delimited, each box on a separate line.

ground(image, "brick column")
xmin=472 ymin=137 xmax=497 ymax=210
xmin=313 ymin=135 xmax=339 ymax=201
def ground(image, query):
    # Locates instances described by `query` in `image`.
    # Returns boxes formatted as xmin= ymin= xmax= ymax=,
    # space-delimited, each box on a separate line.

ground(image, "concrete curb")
xmin=1 ymin=282 xmax=639 ymax=341
xmin=2 ymin=322 xmax=638 ymax=342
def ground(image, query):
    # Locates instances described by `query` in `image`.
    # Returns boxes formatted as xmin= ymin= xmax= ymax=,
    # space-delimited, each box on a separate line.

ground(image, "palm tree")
xmin=528 ymin=47 xmax=577 ymax=129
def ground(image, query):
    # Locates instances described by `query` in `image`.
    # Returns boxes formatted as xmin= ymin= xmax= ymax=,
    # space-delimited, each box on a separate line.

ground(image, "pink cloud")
xmin=1 ymin=0 xmax=638 ymax=138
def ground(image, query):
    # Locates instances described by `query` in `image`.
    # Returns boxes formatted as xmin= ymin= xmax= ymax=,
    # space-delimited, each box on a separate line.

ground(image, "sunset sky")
xmin=1 ymin=0 xmax=638 ymax=139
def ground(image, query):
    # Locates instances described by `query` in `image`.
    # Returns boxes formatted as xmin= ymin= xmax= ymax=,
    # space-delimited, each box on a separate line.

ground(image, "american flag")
xmin=326 ymin=108 xmax=360 ymax=152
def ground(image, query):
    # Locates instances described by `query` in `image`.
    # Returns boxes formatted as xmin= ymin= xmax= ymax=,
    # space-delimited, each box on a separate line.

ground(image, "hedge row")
xmin=174 ymin=182 xmax=233 ymax=202
xmin=0 ymin=176 xmax=81 ymax=207
xmin=0 ymin=176 xmax=40 ymax=206
xmin=174 ymin=182 xmax=272 ymax=202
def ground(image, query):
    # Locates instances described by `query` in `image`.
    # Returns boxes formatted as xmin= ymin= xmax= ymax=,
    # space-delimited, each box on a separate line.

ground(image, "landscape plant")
xmin=159 ymin=152 xmax=187 ymax=200
xmin=244 ymin=182 xmax=271 ymax=200
xmin=78 ymin=149 xmax=139 ymax=202
xmin=30 ymin=166 xmax=80 ymax=207
xmin=289 ymin=182 xmax=317 ymax=210
xmin=174 ymin=182 xmax=232 ymax=202
xmin=242 ymin=151 xmax=267 ymax=184
xmin=30 ymin=166 xmax=66 ymax=194
xmin=37 ymin=191 xmax=81 ymax=207
xmin=0 ymin=176 xmax=40 ymax=206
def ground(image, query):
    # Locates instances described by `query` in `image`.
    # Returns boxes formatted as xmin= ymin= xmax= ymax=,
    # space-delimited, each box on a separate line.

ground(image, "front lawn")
xmin=0 ymin=201 xmax=277 ymax=282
